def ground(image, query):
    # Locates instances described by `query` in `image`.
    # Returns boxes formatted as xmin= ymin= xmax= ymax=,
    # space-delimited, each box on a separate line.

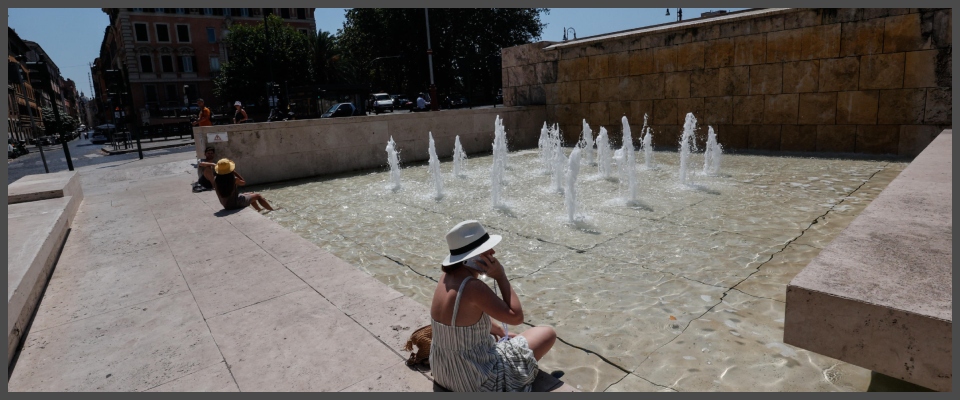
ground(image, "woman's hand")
xmin=478 ymin=253 xmax=506 ymax=281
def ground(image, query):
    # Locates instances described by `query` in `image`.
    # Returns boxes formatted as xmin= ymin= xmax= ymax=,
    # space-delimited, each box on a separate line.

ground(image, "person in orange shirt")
xmin=193 ymin=98 xmax=213 ymax=127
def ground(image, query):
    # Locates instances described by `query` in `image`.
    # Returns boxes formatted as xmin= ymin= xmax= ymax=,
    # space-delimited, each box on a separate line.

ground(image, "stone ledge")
xmin=7 ymin=196 xmax=77 ymax=366
xmin=784 ymin=129 xmax=952 ymax=391
xmin=8 ymin=170 xmax=82 ymax=204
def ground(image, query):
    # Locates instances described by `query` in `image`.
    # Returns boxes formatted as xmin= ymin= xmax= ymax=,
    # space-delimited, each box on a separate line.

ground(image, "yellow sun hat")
xmin=215 ymin=158 xmax=236 ymax=175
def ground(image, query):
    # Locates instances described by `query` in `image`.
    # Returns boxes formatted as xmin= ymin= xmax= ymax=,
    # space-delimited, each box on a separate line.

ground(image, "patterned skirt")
xmin=478 ymin=335 xmax=539 ymax=392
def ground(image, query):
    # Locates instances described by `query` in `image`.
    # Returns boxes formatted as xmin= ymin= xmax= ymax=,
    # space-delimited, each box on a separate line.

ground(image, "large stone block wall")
xmin=193 ymin=106 xmax=546 ymax=186
xmin=502 ymin=8 xmax=951 ymax=156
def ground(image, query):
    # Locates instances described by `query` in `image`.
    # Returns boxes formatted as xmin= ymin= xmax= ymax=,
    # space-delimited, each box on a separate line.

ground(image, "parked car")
xmin=9 ymin=139 xmax=28 ymax=157
xmin=320 ymin=103 xmax=360 ymax=118
xmin=395 ymin=95 xmax=414 ymax=111
xmin=371 ymin=93 xmax=394 ymax=114
xmin=9 ymin=143 xmax=16 ymax=159
xmin=443 ymin=93 xmax=469 ymax=109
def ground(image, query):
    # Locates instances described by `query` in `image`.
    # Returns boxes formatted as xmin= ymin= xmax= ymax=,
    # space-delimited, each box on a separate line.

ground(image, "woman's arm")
xmin=241 ymin=109 xmax=248 ymax=121
xmin=233 ymin=171 xmax=246 ymax=186
xmin=467 ymin=254 xmax=524 ymax=325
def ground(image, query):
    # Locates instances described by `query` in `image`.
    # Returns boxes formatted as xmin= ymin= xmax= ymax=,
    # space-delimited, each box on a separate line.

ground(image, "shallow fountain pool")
xmin=256 ymin=147 xmax=906 ymax=392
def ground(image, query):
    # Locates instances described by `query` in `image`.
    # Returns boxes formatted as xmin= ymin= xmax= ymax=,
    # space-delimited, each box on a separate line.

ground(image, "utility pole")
xmin=264 ymin=13 xmax=277 ymax=118
xmin=424 ymin=8 xmax=438 ymax=111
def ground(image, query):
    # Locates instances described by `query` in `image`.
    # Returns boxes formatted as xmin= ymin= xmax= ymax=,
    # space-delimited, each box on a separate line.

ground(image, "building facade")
xmin=8 ymin=28 xmax=45 ymax=142
xmin=93 ymin=8 xmax=316 ymax=127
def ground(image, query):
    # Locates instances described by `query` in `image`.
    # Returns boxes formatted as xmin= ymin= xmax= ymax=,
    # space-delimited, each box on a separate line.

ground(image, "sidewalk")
xmin=101 ymin=138 xmax=195 ymax=155
xmin=7 ymin=151 xmax=573 ymax=392
xmin=7 ymin=152 xmax=433 ymax=392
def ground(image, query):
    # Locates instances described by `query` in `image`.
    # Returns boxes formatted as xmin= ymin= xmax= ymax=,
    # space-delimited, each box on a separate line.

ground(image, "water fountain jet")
xmin=679 ymin=113 xmax=698 ymax=185
xmin=386 ymin=136 xmax=402 ymax=191
xmin=428 ymin=132 xmax=444 ymax=199
xmin=597 ymin=127 xmax=612 ymax=180
xmin=582 ymin=119 xmax=595 ymax=166
xmin=453 ymin=135 xmax=467 ymax=177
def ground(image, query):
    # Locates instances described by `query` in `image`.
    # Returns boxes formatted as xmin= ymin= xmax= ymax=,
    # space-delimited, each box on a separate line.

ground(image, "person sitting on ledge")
xmin=213 ymin=158 xmax=274 ymax=212
xmin=194 ymin=146 xmax=217 ymax=192
xmin=430 ymin=220 xmax=556 ymax=392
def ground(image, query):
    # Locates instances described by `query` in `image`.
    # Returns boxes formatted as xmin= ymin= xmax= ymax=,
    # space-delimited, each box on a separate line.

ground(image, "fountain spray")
xmin=551 ymin=124 xmax=565 ymax=194
xmin=642 ymin=114 xmax=654 ymax=169
xmin=565 ymin=145 xmax=583 ymax=223
xmin=582 ymin=119 xmax=595 ymax=166
xmin=428 ymin=132 xmax=444 ymax=199
xmin=538 ymin=122 xmax=551 ymax=174
xmin=453 ymin=135 xmax=467 ymax=177
xmin=702 ymin=126 xmax=723 ymax=175
xmin=386 ymin=136 xmax=402 ymax=190
xmin=621 ymin=116 xmax=638 ymax=203
xmin=491 ymin=117 xmax=508 ymax=208
xmin=597 ymin=126 xmax=612 ymax=179
xmin=679 ymin=112 xmax=699 ymax=185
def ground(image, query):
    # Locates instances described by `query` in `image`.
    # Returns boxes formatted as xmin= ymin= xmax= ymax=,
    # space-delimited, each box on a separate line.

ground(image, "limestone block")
xmin=676 ymin=98 xmax=704 ymax=122
xmin=588 ymin=54 xmax=610 ymax=80
xmin=677 ymin=41 xmax=704 ymax=71
xmin=719 ymin=20 xmax=754 ymax=38
xmin=718 ymin=66 xmax=750 ymax=96
xmin=664 ymin=29 xmax=695 ymax=47
xmin=516 ymin=86 xmax=532 ymax=106
xmin=703 ymin=96 xmax=733 ymax=125
xmin=652 ymin=98 xmax=678 ymax=125
xmin=750 ymin=63 xmax=783 ymax=95
xmin=755 ymin=14 xmax=786 ymax=33
xmin=904 ymin=50 xmax=938 ymax=88
xmin=733 ymin=95 xmax=764 ymax=125
xmin=559 ymin=46 xmax=585 ymax=60
xmin=783 ymin=60 xmax=819 ymax=93
xmin=598 ymin=77 xmax=619 ymax=102
xmin=923 ymin=87 xmax=951 ymax=124
xmin=640 ymin=33 xmax=667 ymax=49
xmin=932 ymin=9 xmax=951 ymax=47
xmin=618 ymin=76 xmax=642 ymax=101
xmin=821 ymin=8 xmax=862 ymax=25
xmin=653 ymin=46 xmax=678 ymax=73
xmin=716 ymin=124 xmax=749 ymax=150
xmin=8 ymin=170 xmax=82 ymax=204
xmin=819 ymin=57 xmax=860 ymax=92
xmin=800 ymin=24 xmax=841 ymax=59
xmin=580 ymin=79 xmax=601 ymax=103
xmin=898 ymin=125 xmax=941 ymax=156
xmin=798 ymin=92 xmax=837 ymax=124
xmin=628 ymin=48 xmax=655 ymax=76
xmin=876 ymin=88 xmax=926 ymax=125
xmin=780 ymin=125 xmax=818 ymax=152
xmin=763 ymin=94 xmax=799 ymax=124
xmin=690 ymin=68 xmax=720 ymax=98
xmin=663 ymin=71 xmax=691 ymax=99
xmin=883 ymin=13 xmax=932 ymax=52
xmin=544 ymin=83 xmax=559 ymax=105
xmin=839 ymin=19 xmax=884 ymax=56
xmin=501 ymin=67 xmax=510 ymax=88
xmin=651 ymin=125 xmax=680 ymax=148
xmin=862 ymin=8 xmax=911 ymax=20
xmin=529 ymin=85 xmax=547 ymax=105
xmin=704 ymin=38 xmax=735 ymax=69
xmin=557 ymin=57 xmax=588 ymax=82
xmin=610 ymin=52 xmax=630 ymax=77
xmin=628 ymin=100 xmax=654 ymax=125
xmin=836 ymin=90 xmax=879 ymax=125
xmin=692 ymin=24 xmax=721 ymax=42
xmin=520 ymin=64 xmax=537 ymax=87
xmin=856 ymin=125 xmax=900 ymax=154
xmin=748 ymin=125 xmax=782 ymax=151
xmin=502 ymin=86 xmax=515 ymax=106
xmin=535 ymin=62 xmax=558 ymax=85
xmin=859 ymin=53 xmax=905 ymax=90
xmin=588 ymin=102 xmax=612 ymax=127
xmin=765 ymin=29 xmax=802 ymax=63
xmin=505 ymin=66 xmax=523 ymax=88
xmin=734 ymin=34 xmax=766 ymax=65
xmin=558 ymin=81 xmax=581 ymax=104
xmin=638 ymin=74 xmax=665 ymax=100
xmin=607 ymin=101 xmax=631 ymax=126
xmin=783 ymin=9 xmax=822 ymax=30
xmin=816 ymin=125 xmax=857 ymax=152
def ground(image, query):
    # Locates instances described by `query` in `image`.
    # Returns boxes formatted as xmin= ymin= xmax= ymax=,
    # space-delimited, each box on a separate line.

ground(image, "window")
xmin=134 ymin=23 xmax=149 ymax=42
xmin=161 ymin=55 xmax=174 ymax=73
xmin=240 ymin=8 xmax=250 ymax=17
xmin=144 ymin=85 xmax=159 ymax=103
xmin=164 ymin=85 xmax=178 ymax=102
xmin=296 ymin=8 xmax=306 ymax=19
xmin=203 ymin=8 xmax=213 ymax=15
xmin=222 ymin=8 xmax=230 ymax=16
xmin=210 ymin=57 xmax=220 ymax=72
xmin=155 ymin=24 xmax=170 ymax=42
xmin=280 ymin=8 xmax=290 ymax=19
xmin=207 ymin=27 xmax=216 ymax=43
xmin=139 ymin=55 xmax=154 ymax=73
xmin=132 ymin=8 xmax=143 ymax=12
xmin=176 ymin=8 xmax=185 ymax=14
xmin=176 ymin=25 xmax=190 ymax=43
xmin=179 ymin=55 xmax=196 ymax=73
xmin=154 ymin=8 xmax=164 ymax=13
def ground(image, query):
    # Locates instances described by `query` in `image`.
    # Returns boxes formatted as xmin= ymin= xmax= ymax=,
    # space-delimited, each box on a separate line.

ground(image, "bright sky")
xmin=9 ymin=8 xmax=747 ymax=97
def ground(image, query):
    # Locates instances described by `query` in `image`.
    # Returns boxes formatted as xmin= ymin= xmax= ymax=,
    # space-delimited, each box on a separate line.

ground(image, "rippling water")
xmin=256 ymin=148 xmax=906 ymax=392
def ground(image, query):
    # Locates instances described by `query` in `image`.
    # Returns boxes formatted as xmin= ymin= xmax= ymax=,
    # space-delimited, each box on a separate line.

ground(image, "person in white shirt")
xmin=416 ymin=93 xmax=427 ymax=110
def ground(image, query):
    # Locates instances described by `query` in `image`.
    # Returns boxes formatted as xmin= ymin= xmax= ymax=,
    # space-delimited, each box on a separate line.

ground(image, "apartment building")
xmin=92 ymin=8 xmax=316 ymax=126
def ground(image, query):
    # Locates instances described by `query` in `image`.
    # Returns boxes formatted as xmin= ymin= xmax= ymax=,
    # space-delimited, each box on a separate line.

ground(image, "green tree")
xmin=41 ymin=106 xmax=77 ymax=137
xmin=337 ymin=8 xmax=548 ymax=101
xmin=214 ymin=15 xmax=314 ymax=109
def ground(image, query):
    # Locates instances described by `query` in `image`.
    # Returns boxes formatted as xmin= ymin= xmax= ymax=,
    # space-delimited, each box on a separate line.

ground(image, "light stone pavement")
xmin=7 ymin=152 xmax=435 ymax=392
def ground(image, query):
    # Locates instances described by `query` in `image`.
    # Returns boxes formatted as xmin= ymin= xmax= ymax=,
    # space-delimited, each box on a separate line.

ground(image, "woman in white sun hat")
xmin=232 ymin=101 xmax=249 ymax=124
xmin=429 ymin=220 xmax=556 ymax=392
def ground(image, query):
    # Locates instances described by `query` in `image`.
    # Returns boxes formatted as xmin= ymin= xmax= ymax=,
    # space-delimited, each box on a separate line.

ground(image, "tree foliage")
xmin=41 ymin=106 xmax=77 ymax=136
xmin=214 ymin=15 xmax=314 ymax=108
xmin=337 ymin=8 xmax=548 ymax=101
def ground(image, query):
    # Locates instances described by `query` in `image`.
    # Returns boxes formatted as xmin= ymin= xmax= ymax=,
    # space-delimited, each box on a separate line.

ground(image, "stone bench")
xmin=784 ymin=130 xmax=952 ymax=391
xmin=7 ymin=171 xmax=84 ymax=366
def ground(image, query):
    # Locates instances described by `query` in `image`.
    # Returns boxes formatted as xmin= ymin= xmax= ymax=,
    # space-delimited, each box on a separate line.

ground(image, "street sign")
xmin=207 ymin=132 xmax=228 ymax=143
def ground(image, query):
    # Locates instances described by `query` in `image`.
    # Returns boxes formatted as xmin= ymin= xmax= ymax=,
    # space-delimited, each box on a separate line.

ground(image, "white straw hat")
xmin=234 ymin=101 xmax=242 ymax=106
xmin=442 ymin=220 xmax=501 ymax=266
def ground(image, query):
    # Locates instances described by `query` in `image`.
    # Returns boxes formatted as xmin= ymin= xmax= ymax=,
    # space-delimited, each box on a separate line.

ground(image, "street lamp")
xmin=666 ymin=9 xmax=683 ymax=21
xmin=562 ymin=27 xmax=577 ymax=41
xmin=424 ymin=8 xmax=438 ymax=111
